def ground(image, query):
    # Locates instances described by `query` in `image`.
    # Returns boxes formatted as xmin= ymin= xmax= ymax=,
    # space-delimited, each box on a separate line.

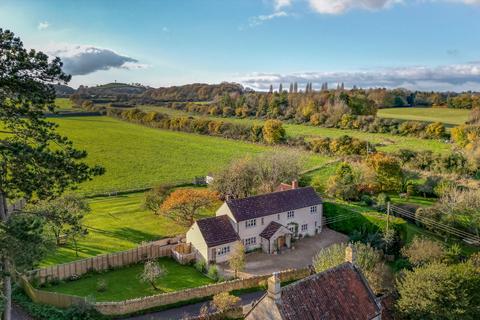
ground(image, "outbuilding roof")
xmin=226 ymin=187 xmax=322 ymax=222
xmin=278 ymin=262 xmax=381 ymax=320
xmin=196 ymin=215 xmax=239 ymax=248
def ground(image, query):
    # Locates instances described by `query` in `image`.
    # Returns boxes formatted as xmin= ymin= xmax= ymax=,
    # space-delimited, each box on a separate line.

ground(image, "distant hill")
xmin=75 ymin=83 xmax=149 ymax=96
xmin=140 ymin=82 xmax=244 ymax=102
xmin=54 ymin=84 xmax=75 ymax=97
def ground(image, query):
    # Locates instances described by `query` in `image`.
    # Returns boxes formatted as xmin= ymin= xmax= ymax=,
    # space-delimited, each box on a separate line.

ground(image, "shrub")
xmin=361 ymin=195 xmax=373 ymax=206
xmin=96 ymin=279 xmax=107 ymax=292
xmin=195 ymin=259 xmax=207 ymax=273
xmin=207 ymin=264 xmax=219 ymax=281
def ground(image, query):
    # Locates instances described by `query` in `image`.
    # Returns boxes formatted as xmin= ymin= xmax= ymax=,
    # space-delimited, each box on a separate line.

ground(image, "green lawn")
xmin=41 ymin=192 xmax=218 ymax=266
xmin=52 ymin=116 xmax=329 ymax=195
xmin=137 ymin=105 xmax=451 ymax=154
xmin=378 ymin=107 xmax=470 ymax=126
xmin=41 ymin=258 xmax=214 ymax=301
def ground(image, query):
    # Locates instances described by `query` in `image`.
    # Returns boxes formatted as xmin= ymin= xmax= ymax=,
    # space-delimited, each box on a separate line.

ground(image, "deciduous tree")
xmin=262 ymin=119 xmax=286 ymax=144
xmin=229 ymin=242 xmax=245 ymax=278
xmin=212 ymin=292 xmax=240 ymax=312
xmin=139 ymin=260 xmax=167 ymax=291
xmin=160 ymin=189 xmax=218 ymax=226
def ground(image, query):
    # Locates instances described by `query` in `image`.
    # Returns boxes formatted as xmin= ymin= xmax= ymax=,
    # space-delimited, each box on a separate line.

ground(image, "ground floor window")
xmin=244 ymin=237 xmax=257 ymax=246
xmin=301 ymin=224 xmax=308 ymax=232
xmin=217 ymin=246 xmax=230 ymax=256
xmin=288 ymin=225 xmax=296 ymax=233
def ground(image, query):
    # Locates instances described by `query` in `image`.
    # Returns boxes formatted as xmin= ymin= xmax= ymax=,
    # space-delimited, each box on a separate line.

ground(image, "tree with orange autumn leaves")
xmin=160 ymin=189 xmax=218 ymax=226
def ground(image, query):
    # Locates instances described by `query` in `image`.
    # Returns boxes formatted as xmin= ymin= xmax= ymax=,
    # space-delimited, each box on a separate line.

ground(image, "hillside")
xmin=140 ymin=82 xmax=244 ymax=102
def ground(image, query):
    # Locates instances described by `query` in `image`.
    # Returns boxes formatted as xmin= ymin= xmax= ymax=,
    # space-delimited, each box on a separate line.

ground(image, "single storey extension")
xmin=186 ymin=186 xmax=323 ymax=264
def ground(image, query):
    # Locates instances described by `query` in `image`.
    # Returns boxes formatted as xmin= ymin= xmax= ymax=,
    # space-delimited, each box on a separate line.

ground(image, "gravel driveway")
xmin=221 ymin=228 xmax=349 ymax=277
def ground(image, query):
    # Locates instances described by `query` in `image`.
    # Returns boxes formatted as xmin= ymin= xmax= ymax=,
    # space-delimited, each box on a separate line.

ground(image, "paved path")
xmin=124 ymin=291 xmax=263 ymax=320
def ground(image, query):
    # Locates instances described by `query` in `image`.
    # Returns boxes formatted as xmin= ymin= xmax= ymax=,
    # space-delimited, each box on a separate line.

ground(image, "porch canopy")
xmin=260 ymin=221 xmax=292 ymax=254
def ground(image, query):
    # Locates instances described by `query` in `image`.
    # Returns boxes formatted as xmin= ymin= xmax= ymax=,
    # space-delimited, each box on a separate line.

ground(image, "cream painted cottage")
xmin=186 ymin=186 xmax=323 ymax=264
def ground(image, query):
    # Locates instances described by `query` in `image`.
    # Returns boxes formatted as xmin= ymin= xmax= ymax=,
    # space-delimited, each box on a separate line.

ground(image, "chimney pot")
xmin=345 ymin=243 xmax=356 ymax=264
xmin=267 ymin=273 xmax=281 ymax=302
xmin=292 ymin=180 xmax=298 ymax=189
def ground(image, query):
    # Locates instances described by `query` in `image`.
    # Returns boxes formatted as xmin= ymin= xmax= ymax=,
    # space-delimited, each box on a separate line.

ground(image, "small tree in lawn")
xmin=229 ymin=242 xmax=246 ymax=278
xmin=212 ymin=292 xmax=240 ymax=312
xmin=143 ymin=184 xmax=172 ymax=215
xmin=140 ymin=260 xmax=167 ymax=291
xmin=29 ymin=194 xmax=90 ymax=247
xmin=160 ymin=189 xmax=218 ymax=226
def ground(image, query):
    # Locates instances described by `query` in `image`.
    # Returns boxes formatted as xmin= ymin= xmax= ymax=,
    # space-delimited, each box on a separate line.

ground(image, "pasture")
xmin=137 ymin=105 xmax=452 ymax=154
xmin=52 ymin=116 xmax=330 ymax=195
xmin=41 ymin=192 xmax=219 ymax=266
xmin=378 ymin=107 xmax=470 ymax=126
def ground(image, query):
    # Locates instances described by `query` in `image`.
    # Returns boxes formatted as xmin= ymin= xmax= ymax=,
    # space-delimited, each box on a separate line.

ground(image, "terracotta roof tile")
xmin=278 ymin=262 xmax=381 ymax=320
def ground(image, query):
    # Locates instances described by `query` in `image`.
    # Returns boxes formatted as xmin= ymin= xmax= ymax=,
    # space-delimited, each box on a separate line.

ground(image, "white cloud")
xmin=308 ymin=0 xmax=401 ymax=14
xmin=37 ymin=21 xmax=49 ymax=30
xmin=238 ymin=62 xmax=480 ymax=91
xmin=162 ymin=26 xmax=169 ymax=32
xmin=45 ymin=44 xmax=147 ymax=75
xmin=249 ymin=11 xmax=289 ymax=27
xmin=274 ymin=0 xmax=292 ymax=10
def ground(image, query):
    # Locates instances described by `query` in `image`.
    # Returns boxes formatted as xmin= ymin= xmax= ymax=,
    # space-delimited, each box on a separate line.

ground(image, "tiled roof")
xmin=259 ymin=221 xmax=289 ymax=240
xmin=226 ymin=187 xmax=322 ymax=222
xmin=278 ymin=262 xmax=381 ymax=320
xmin=196 ymin=215 xmax=240 ymax=248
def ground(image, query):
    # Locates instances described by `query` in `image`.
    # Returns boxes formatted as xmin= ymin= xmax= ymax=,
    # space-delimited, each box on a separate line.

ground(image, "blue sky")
xmin=1 ymin=0 xmax=480 ymax=91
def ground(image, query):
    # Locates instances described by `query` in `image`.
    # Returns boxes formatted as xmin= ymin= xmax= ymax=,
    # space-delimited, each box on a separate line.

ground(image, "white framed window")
xmin=244 ymin=237 xmax=257 ymax=246
xmin=245 ymin=219 xmax=256 ymax=228
xmin=217 ymin=246 xmax=230 ymax=256
xmin=288 ymin=225 xmax=296 ymax=233
xmin=301 ymin=224 xmax=308 ymax=232
xmin=310 ymin=206 xmax=317 ymax=213
xmin=261 ymin=217 xmax=264 ymax=225
xmin=277 ymin=214 xmax=280 ymax=220
xmin=287 ymin=210 xmax=295 ymax=219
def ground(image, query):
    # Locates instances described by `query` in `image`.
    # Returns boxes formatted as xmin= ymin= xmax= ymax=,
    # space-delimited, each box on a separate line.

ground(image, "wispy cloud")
xmin=249 ymin=11 xmax=289 ymax=27
xmin=238 ymin=62 xmax=480 ymax=91
xmin=274 ymin=0 xmax=293 ymax=10
xmin=45 ymin=44 xmax=147 ymax=75
xmin=308 ymin=0 xmax=401 ymax=14
xmin=37 ymin=21 xmax=49 ymax=30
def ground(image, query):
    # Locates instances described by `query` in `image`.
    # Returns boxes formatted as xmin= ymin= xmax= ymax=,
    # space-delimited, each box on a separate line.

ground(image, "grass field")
xmin=378 ymin=107 xmax=470 ymax=126
xmin=41 ymin=192 xmax=219 ymax=266
xmin=138 ymin=106 xmax=451 ymax=154
xmin=54 ymin=98 xmax=79 ymax=111
xmin=41 ymin=258 xmax=214 ymax=301
xmin=52 ymin=116 xmax=329 ymax=195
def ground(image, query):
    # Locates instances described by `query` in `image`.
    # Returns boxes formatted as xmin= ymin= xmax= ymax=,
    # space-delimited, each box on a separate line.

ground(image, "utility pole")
xmin=386 ymin=201 xmax=391 ymax=232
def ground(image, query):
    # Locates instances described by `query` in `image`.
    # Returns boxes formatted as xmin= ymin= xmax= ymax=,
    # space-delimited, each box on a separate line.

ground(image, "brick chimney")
xmin=345 ymin=243 xmax=356 ymax=265
xmin=267 ymin=273 xmax=281 ymax=302
xmin=291 ymin=180 xmax=298 ymax=189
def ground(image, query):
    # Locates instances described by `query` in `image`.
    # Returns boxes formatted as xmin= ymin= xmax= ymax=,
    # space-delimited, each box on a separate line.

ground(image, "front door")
xmin=277 ymin=236 xmax=285 ymax=249
xmin=210 ymin=248 xmax=216 ymax=263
